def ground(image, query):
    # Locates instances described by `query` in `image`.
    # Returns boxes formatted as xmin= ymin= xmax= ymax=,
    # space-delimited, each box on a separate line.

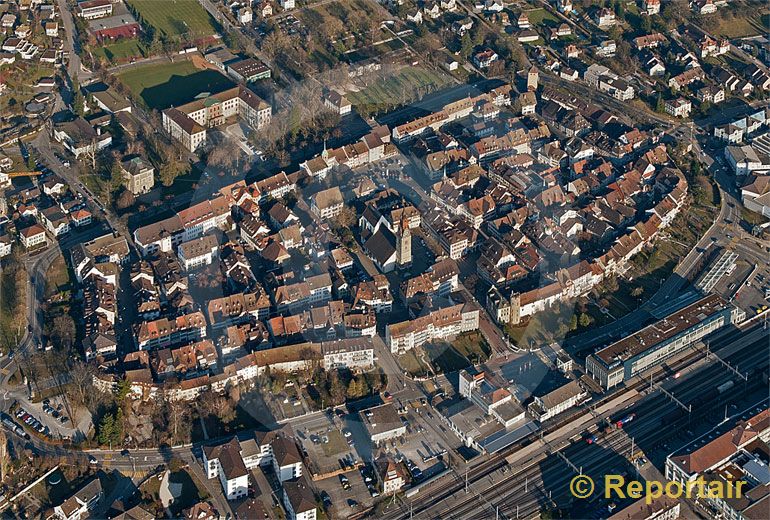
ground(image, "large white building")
xmin=310 ymin=187 xmax=344 ymax=219
xmin=134 ymin=196 xmax=231 ymax=255
xmin=177 ymin=234 xmax=219 ymax=271
xmin=459 ymin=369 xmax=526 ymax=428
xmin=725 ymin=145 xmax=770 ymax=177
xmin=282 ymin=476 xmax=317 ymax=520
xmin=586 ymin=295 xmax=744 ymax=389
xmin=386 ymin=298 xmax=479 ymax=353
xmin=360 ymin=404 xmax=407 ymax=444
xmin=321 ymin=338 xmax=375 ymax=370
xmin=162 ymin=86 xmax=271 ymax=152
xmin=203 ymin=431 xmax=307 ymax=507
xmin=76 ymin=0 xmax=113 ymax=19
xmin=202 ymin=438 xmax=249 ymax=501
xmin=53 ymin=478 xmax=102 ymax=520
xmin=136 ymin=312 xmax=207 ymax=351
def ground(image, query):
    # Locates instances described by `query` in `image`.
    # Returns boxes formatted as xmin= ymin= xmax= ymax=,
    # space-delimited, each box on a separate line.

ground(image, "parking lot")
xmin=302 ymin=396 xmax=457 ymax=516
xmin=15 ymin=393 xmax=92 ymax=442
xmin=13 ymin=397 xmax=69 ymax=439
xmin=299 ymin=411 xmax=361 ymax=476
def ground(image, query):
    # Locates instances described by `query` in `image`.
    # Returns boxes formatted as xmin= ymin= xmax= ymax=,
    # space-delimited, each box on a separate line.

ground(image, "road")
xmin=30 ymin=132 xmax=138 ymax=253
xmin=54 ymin=0 xmax=89 ymax=84
xmin=1 ymin=223 xmax=113 ymax=436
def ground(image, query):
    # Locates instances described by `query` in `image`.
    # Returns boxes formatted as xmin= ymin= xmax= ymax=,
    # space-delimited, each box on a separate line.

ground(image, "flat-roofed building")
xmin=360 ymin=403 xmax=406 ymax=444
xmin=76 ymin=0 xmax=113 ymax=20
xmin=586 ymin=295 xmax=744 ymax=389
xmin=226 ymin=58 xmax=271 ymax=83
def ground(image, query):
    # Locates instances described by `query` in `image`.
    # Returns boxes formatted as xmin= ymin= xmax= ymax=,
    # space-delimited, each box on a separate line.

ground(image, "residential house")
xmin=53 ymin=478 xmax=102 ymax=520
xmin=120 ymin=156 xmax=155 ymax=195
xmin=282 ymin=476 xmax=316 ymax=520
xmin=664 ymin=98 xmax=692 ymax=118
xmin=472 ymin=49 xmax=499 ymax=69
xmin=310 ymin=187 xmax=344 ymax=219
xmin=323 ymin=90 xmax=352 ymax=115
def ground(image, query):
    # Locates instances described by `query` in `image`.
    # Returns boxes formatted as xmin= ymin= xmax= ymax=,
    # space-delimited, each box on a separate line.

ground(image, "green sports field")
xmin=93 ymin=39 xmax=146 ymax=62
xmin=347 ymin=67 xmax=452 ymax=109
xmin=127 ymin=0 xmax=218 ymax=39
xmin=117 ymin=60 xmax=234 ymax=109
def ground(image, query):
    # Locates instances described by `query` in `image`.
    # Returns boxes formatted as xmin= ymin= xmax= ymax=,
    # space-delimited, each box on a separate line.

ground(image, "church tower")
xmin=509 ymin=292 xmax=521 ymax=325
xmin=395 ymin=217 xmax=412 ymax=268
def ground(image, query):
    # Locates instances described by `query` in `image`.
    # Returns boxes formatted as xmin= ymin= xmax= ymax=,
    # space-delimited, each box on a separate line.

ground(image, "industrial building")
xmin=586 ymin=295 xmax=744 ymax=389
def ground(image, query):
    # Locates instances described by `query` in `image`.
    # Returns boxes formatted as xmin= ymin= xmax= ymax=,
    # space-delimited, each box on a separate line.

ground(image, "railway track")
xmin=432 ymin=336 xmax=769 ymax=520
xmin=387 ymin=325 xmax=766 ymax=520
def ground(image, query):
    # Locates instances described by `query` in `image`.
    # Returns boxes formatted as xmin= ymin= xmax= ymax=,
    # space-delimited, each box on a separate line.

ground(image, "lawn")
xmin=117 ymin=60 xmax=234 ymax=109
xmin=709 ymin=13 xmax=766 ymax=39
xmin=321 ymin=430 xmax=348 ymax=457
xmin=422 ymin=341 xmax=471 ymax=374
xmin=44 ymin=253 xmax=70 ymax=299
xmin=167 ymin=470 xmax=206 ymax=516
xmin=505 ymin=301 xmax=575 ymax=349
xmin=93 ymin=39 xmax=146 ymax=63
xmin=525 ymin=8 xmax=559 ymax=27
xmin=742 ymin=206 xmax=770 ymax=227
xmin=161 ymin=163 xmax=204 ymax=196
xmin=347 ymin=67 xmax=452 ymax=113
xmin=452 ymin=332 xmax=491 ymax=364
xmin=126 ymin=0 xmax=218 ymax=39
xmin=397 ymin=350 xmax=430 ymax=378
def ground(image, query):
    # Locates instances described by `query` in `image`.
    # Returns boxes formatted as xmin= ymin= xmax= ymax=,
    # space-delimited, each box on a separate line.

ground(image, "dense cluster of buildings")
xmin=202 ymin=428 xmax=316 ymax=519
xmin=666 ymin=407 xmax=770 ymax=520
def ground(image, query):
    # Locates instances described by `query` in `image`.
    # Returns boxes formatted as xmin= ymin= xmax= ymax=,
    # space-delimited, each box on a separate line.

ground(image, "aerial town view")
xmin=0 ymin=0 xmax=769 ymax=519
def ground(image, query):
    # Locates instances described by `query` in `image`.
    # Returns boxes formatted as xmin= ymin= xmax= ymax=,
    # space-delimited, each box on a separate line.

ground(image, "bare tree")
xmin=66 ymin=360 xmax=97 ymax=409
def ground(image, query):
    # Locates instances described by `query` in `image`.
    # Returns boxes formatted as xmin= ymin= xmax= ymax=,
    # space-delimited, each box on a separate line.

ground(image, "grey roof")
xmin=363 ymin=227 xmax=396 ymax=266
xmin=283 ymin=475 xmax=316 ymax=513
